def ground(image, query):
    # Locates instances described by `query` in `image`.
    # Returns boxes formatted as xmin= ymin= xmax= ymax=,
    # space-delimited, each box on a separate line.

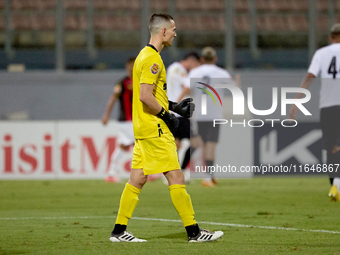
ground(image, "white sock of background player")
xmin=107 ymin=146 xmax=125 ymax=177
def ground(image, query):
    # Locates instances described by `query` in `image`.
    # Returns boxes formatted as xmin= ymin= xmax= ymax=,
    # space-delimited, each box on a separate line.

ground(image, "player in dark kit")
xmin=102 ymin=57 xmax=135 ymax=183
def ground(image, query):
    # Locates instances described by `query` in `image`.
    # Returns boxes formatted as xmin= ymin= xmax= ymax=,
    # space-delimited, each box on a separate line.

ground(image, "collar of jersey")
xmin=147 ymin=44 xmax=158 ymax=53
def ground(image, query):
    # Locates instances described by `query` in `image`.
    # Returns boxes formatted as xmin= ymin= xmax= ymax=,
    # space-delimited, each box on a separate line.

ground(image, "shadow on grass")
xmin=147 ymin=231 xmax=187 ymax=241
xmin=147 ymin=228 xmax=230 ymax=242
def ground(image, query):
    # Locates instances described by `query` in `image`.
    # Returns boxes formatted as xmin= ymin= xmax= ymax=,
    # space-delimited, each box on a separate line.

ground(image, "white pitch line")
xmin=132 ymin=217 xmax=340 ymax=234
xmin=0 ymin=215 xmax=339 ymax=234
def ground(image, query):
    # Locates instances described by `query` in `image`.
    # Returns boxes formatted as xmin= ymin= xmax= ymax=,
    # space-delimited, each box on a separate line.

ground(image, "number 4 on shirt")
xmin=328 ymin=56 xmax=339 ymax=79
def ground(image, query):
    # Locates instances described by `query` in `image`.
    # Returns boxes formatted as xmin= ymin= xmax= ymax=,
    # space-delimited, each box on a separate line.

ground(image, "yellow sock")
xmin=169 ymin=184 xmax=196 ymax=227
xmin=115 ymin=183 xmax=141 ymax=225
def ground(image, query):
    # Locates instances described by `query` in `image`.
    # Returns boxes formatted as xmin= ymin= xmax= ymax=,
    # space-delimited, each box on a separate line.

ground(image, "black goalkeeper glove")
xmin=169 ymin=98 xmax=195 ymax=118
xmin=157 ymin=107 xmax=179 ymax=134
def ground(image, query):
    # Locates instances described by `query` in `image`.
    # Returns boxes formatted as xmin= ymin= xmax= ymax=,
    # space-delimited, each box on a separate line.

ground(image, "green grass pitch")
xmin=0 ymin=177 xmax=340 ymax=254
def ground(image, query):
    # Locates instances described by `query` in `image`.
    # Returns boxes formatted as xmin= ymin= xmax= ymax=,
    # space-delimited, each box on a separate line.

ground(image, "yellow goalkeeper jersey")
xmin=132 ymin=44 xmax=170 ymax=139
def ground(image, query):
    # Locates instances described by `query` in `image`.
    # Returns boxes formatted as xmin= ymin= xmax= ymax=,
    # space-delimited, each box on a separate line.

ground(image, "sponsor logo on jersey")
xmin=150 ymin=63 xmax=160 ymax=74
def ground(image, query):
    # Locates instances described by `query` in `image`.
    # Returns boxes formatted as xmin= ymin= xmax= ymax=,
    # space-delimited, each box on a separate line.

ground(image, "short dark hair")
xmin=183 ymin=52 xmax=200 ymax=61
xmin=149 ymin=13 xmax=174 ymax=24
xmin=149 ymin=13 xmax=174 ymax=34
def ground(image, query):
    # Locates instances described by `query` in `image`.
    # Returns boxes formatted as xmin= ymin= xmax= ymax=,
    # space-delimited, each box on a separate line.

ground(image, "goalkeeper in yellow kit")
xmin=109 ymin=13 xmax=224 ymax=243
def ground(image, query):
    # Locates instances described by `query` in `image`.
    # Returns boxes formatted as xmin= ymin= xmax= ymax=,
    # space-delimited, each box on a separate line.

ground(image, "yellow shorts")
xmin=131 ymin=132 xmax=181 ymax=175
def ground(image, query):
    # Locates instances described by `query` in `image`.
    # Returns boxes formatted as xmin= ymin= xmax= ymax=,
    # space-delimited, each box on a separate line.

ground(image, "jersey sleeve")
xmin=183 ymin=70 xmax=193 ymax=89
xmin=113 ymin=81 xmax=123 ymax=96
xmin=172 ymin=68 xmax=187 ymax=87
xmin=140 ymin=54 xmax=162 ymax=85
xmin=178 ymin=70 xmax=190 ymax=89
xmin=308 ymin=50 xmax=321 ymax=77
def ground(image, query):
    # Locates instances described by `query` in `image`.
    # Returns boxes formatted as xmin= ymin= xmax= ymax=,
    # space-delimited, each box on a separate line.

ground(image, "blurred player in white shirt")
xmin=187 ymin=47 xmax=232 ymax=187
xmin=167 ymin=52 xmax=201 ymax=105
xmin=290 ymin=24 xmax=340 ymax=201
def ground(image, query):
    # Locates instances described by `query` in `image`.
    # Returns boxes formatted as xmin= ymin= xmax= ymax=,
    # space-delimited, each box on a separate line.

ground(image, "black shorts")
xmin=197 ymin=121 xmax=220 ymax=143
xmin=173 ymin=117 xmax=191 ymax=140
xmin=320 ymin=106 xmax=340 ymax=152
